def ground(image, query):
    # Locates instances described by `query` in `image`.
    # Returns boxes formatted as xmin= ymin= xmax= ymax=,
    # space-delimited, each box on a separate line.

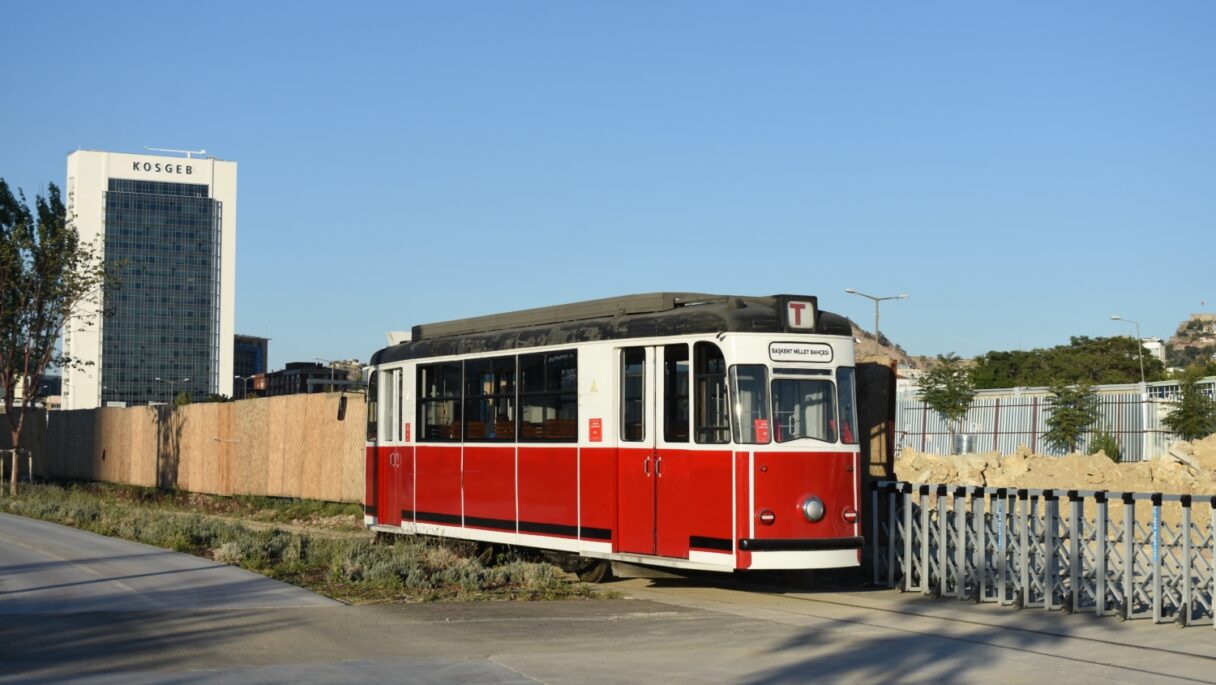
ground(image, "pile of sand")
xmin=894 ymin=434 xmax=1216 ymax=496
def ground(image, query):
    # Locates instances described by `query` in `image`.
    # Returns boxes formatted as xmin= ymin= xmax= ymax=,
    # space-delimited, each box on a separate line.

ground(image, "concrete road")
xmin=3 ymin=513 xmax=1216 ymax=684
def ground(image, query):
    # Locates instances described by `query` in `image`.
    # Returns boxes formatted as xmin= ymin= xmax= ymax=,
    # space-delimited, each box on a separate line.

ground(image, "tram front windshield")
xmin=771 ymin=378 xmax=838 ymax=443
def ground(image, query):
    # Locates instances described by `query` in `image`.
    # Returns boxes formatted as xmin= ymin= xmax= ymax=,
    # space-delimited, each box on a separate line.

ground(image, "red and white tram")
xmin=363 ymin=293 xmax=862 ymax=576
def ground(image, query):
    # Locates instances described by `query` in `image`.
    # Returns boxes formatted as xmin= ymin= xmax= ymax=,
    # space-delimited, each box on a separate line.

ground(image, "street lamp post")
xmin=1109 ymin=315 xmax=1146 ymax=386
xmin=844 ymin=289 xmax=908 ymax=344
xmin=1110 ymin=315 xmax=1149 ymax=460
xmin=154 ymin=377 xmax=190 ymax=404
xmin=234 ymin=375 xmax=250 ymax=400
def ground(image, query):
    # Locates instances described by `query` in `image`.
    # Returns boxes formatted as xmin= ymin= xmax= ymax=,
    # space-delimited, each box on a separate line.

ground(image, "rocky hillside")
xmin=848 ymin=321 xmax=925 ymax=368
xmin=1167 ymin=313 xmax=1216 ymax=367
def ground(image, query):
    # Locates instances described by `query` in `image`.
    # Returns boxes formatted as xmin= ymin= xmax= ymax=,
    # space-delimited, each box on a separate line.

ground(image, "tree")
xmin=1043 ymin=382 xmax=1098 ymax=454
xmin=971 ymin=336 xmax=1166 ymax=389
xmin=1162 ymin=365 xmax=1216 ymax=442
xmin=916 ymin=353 xmax=976 ymax=442
xmin=0 ymin=180 xmax=113 ymax=495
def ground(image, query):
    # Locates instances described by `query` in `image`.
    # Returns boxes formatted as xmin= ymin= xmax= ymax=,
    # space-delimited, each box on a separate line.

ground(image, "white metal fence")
xmin=896 ymin=379 xmax=1216 ymax=462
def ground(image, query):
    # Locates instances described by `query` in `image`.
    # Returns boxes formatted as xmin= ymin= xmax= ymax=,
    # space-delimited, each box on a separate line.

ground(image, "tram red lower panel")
xmin=414 ymin=445 xmax=462 ymax=525
xmin=518 ymin=446 xmax=578 ymax=536
xmin=399 ymin=446 xmax=415 ymax=522
xmin=734 ymin=452 xmax=752 ymax=568
xmin=751 ymin=451 xmax=856 ymax=540
xmin=579 ymin=447 xmax=616 ymax=543
xmin=686 ymin=450 xmax=733 ymax=554
xmin=463 ymin=445 xmax=516 ymax=529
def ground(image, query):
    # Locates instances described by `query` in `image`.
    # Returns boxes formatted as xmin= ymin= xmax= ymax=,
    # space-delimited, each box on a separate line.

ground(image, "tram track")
xmin=615 ymin=576 xmax=1216 ymax=684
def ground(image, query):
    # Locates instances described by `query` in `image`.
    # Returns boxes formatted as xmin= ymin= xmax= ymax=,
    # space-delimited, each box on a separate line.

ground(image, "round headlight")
xmin=801 ymin=496 xmax=825 ymax=523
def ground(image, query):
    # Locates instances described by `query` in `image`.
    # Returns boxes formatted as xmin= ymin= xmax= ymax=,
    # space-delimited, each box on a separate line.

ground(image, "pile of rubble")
xmin=894 ymin=434 xmax=1216 ymax=495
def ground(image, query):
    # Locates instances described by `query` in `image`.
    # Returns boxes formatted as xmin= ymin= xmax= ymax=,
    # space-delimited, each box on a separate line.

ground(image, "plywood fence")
xmin=40 ymin=393 xmax=366 ymax=502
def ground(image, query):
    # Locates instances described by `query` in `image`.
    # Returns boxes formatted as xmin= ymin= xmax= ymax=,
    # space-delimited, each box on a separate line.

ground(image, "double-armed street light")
xmin=154 ymin=377 xmax=190 ymax=404
xmin=234 ymin=375 xmax=252 ymax=400
xmin=844 ymin=289 xmax=908 ymax=344
xmin=1109 ymin=315 xmax=1146 ymax=386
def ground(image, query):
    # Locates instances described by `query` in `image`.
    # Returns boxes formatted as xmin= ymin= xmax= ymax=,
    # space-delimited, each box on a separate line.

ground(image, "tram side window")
xmin=836 ymin=366 xmax=858 ymax=445
xmin=519 ymin=350 xmax=578 ymax=441
xmin=385 ymin=368 xmax=401 ymax=442
xmin=694 ymin=342 xmax=729 ymax=444
xmin=621 ymin=348 xmax=645 ymax=442
xmin=464 ymin=356 xmax=516 ymax=441
xmin=398 ymin=369 xmax=406 ymax=442
xmin=365 ymin=371 xmax=378 ymax=442
xmin=417 ymin=362 xmax=462 ymax=441
xmin=730 ymin=365 xmax=770 ymax=444
xmin=664 ymin=344 xmax=689 ymax=443
xmin=771 ymin=377 xmax=837 ymax=443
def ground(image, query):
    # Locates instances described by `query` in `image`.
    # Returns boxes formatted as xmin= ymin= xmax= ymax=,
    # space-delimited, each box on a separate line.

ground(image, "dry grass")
xmin=1 ymin=483 xmax=607 ymax=603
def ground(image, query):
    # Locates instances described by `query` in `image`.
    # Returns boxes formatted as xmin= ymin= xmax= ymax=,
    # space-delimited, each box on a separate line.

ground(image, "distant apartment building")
xmin=62 ymin=150 xmax=237 ymax=408
xmin=1141 ymin=337 xmax=1166 ymax=364
xmin=259 ymin=360 xmax=362 ymax=397
xmin=264 ymin=362 xmax=340 ymax=397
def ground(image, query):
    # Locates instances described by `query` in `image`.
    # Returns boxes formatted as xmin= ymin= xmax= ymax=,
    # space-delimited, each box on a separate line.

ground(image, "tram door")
xmin=617 ymin=346 xmax=656 ymax=554
xmin=617 ymin=344 xmax=692 ymax=558
xmin=377 ymin=368 xmax=402 ymax=527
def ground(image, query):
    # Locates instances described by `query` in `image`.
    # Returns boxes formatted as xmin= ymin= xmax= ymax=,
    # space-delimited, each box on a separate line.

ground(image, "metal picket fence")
xmin=870 ymin=481 xmax=1216 ymax=628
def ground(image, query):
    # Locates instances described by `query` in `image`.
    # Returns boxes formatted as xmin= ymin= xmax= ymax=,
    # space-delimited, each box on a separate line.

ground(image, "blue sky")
xmin=2 ymin=2 xmax=1213 ymax=368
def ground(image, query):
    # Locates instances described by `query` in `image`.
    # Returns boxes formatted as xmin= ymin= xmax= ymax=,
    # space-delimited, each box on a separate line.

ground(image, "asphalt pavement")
xmin=3 ymin=512 xmax=1216 ymax=684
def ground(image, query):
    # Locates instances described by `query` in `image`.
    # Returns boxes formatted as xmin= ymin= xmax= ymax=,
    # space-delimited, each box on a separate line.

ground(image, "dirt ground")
xmin=894 ymin=434 xmax=1216 ymax=496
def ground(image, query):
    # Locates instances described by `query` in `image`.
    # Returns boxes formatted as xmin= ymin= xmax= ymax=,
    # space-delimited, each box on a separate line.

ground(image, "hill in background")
xmin=1167 ymin=313 xmax=1216 ymax=368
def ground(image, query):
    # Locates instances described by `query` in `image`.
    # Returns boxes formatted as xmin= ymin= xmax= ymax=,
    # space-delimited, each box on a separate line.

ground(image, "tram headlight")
xmin=800 ymin=496 xmax=825 ymax=523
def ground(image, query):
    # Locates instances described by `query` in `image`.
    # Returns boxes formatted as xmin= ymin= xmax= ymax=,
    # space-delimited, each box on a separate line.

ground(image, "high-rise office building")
xmin=62 ymin=150 xmax=236 ymax=408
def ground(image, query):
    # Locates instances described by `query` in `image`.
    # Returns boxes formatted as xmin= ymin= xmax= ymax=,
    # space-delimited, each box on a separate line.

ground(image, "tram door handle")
xmin=655 ymin=457 xmax=663 ymax=478
xmin=643 ymin=456 xmax=651 ymax=477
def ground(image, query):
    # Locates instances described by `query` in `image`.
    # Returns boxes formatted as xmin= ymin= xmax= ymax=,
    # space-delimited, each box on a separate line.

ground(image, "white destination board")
xmin=768 ymin=342 xmax=834 ymax=363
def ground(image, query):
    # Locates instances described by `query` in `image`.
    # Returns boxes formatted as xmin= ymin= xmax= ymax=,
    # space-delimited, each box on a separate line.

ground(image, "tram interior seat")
xmin=545 ymin=418 xmax=576 ymax=440
xmin=495 ymin=419 xmax=514 ymax=439
xmin=465 ymin=421 xmax=486 ymax=439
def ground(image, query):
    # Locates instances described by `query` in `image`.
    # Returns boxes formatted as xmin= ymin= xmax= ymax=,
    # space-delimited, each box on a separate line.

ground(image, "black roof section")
xmin=370 ymin=293 xmax=852 ymax=365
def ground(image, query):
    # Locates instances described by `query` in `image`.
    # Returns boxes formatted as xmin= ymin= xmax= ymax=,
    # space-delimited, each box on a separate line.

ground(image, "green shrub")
xmin=1087 ymin=429 xmax=1122 ymax=463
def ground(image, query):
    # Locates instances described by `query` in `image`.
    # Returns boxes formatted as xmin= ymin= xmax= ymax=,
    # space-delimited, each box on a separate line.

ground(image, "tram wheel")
xmin=578 ymin=559 xmax=613 ymax=583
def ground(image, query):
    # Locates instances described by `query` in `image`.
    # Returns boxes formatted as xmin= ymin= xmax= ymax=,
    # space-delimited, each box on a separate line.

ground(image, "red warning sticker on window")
xmin=589 ymin=418 xmax=602 ymax=442
xmin=754 ymin=419 xmax=770 ymax=443
xmin=405 ymin=423 xmax=411 ymax=442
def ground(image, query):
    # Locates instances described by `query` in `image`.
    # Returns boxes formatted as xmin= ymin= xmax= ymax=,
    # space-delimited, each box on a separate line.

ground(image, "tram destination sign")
xmin=768 ymin=341 xmax=834 ymax=363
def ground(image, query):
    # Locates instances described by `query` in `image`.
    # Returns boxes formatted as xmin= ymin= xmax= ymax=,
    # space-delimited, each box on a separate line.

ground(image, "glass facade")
xmin=100 ymin=179 xmax=222 ymax=405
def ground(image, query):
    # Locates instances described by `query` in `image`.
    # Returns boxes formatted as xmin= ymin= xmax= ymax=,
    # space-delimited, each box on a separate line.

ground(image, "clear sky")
xmin=3 ymin=2 xmax=1213 ymax=368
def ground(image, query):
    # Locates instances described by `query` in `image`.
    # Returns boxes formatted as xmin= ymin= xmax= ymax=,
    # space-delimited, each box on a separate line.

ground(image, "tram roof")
xmin=370 ymin=293 xmax=853 ymax=364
